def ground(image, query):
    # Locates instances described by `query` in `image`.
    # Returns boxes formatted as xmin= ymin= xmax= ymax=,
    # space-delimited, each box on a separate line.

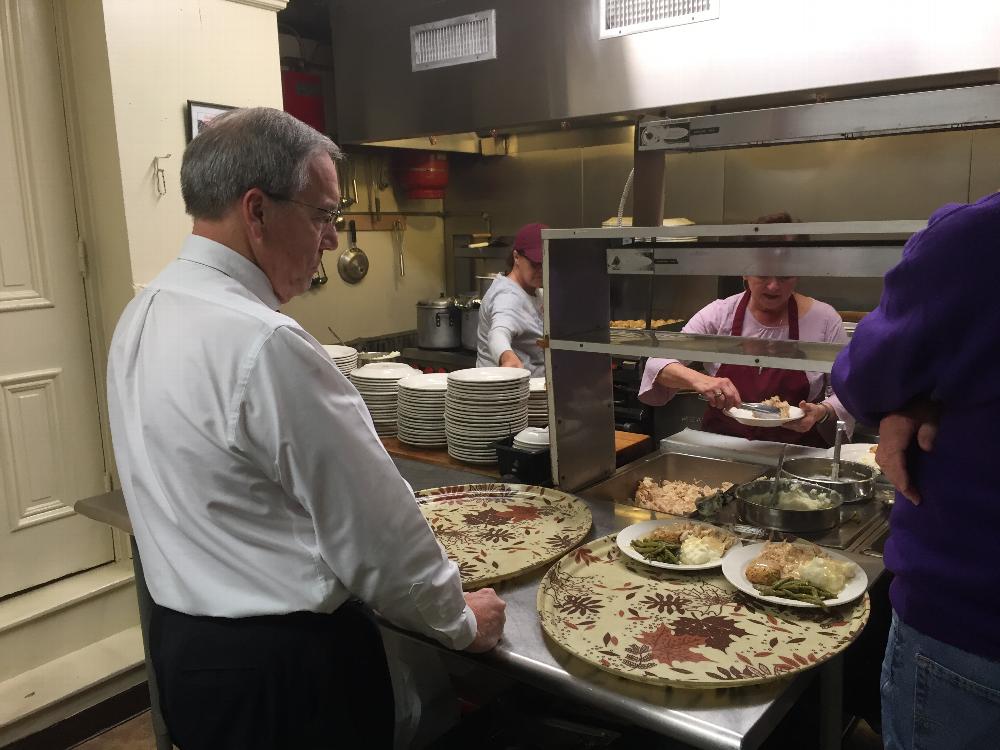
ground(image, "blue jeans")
xmin=881 ymin=611 xmax=1000 ymax=749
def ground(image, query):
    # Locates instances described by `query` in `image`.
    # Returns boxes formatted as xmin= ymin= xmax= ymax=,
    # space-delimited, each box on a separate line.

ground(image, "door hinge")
xmin=77 ymin=236 xmax=88 ymax=277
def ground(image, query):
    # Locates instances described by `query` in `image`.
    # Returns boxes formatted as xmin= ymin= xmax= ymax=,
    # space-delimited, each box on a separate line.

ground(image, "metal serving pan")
xmin=737 ymin=477 xmax=844 ymax=532
xmin=581 ymin=451 xmax=768 ymax=517
xmin=779 ymin=457 xmax=876 ymax=503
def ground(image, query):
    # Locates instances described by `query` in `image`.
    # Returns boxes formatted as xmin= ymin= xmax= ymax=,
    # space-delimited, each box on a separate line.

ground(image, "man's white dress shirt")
xmin=107 ymin=235 xmax=476 ymax=649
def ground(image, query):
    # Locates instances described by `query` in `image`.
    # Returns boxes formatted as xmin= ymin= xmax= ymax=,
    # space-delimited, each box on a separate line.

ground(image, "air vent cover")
xmin=410 ymin=10 xmax=497 ymax=72
xmin=599 ymin=0 xmax=719 ymax=38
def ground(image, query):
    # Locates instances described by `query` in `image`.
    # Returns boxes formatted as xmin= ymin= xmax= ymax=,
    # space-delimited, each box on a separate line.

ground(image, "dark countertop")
xmin=401 ymin=347 xmax=477 ymax=370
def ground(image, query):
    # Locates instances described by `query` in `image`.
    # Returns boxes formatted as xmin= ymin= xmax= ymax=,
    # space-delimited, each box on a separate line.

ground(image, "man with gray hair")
xmin=106 ymin=108 xmax=505 ymax=749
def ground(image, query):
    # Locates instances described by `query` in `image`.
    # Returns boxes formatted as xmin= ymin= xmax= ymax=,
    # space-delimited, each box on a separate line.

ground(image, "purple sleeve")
xmin=831 ymin=202 xmax=979 ymax=425
xmin=638 ymin=301 xmax=726 ymax=406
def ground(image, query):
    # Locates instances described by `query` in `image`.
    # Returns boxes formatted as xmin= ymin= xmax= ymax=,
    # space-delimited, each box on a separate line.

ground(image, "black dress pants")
xmin=149 ymin=601 xmax=394 ymax=750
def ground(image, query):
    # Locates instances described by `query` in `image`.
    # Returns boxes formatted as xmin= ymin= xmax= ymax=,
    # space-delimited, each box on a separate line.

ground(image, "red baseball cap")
xmin=513 ymin=222 xmax=549 ymax=263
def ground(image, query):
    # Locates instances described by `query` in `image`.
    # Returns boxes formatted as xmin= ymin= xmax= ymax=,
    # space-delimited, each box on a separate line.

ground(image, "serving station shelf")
xmin=549 ymin=328 xmax=845 ymax=373
xmin=542 ymin=222 xmax=920 ymax=491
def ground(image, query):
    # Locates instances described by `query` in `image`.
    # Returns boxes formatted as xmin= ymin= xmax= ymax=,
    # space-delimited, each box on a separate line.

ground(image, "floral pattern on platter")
xmin=417 ymin=483 xmax=593 ymax=590
xmin=537 ymin=534 xmax=870 ymax=688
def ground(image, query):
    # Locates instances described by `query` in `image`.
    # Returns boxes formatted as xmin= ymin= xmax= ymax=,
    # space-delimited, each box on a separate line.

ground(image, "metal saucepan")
xmin=779 ymin=457 xmax=876 ymax=503
xmin=338 ymin=220 xmax=369 ymax=284
xmin=736 ymin=477 xmax=844 ymax=532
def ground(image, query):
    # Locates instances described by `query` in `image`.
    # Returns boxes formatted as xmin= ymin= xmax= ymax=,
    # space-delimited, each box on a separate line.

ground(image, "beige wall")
xmin=103 ymin=0 xmax=285 ymax=288
xmin=63 ymin=0 xmax=286 ymax=343
xmin=282 ymin=153 xmax=448 ymax=343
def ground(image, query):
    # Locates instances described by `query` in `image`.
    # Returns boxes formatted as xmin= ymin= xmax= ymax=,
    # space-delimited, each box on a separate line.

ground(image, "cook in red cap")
xmin=512 ymin=222 xmax=547 ymax=263
xmin=475 ymin=222 xmax=549 ymax=375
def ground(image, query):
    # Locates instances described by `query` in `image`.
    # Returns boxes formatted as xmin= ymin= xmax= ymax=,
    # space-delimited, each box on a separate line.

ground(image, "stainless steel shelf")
xmin=544 ymin=220 xmax=926 ymax=242
xmin=607 ymin=244 xmax=905 ymax=277
xmin=549 ymin=329 xmax=845 ymax=372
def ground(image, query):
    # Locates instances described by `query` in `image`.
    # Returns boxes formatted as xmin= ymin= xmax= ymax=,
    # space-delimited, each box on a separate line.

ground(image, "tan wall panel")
xmin=281 ymin=151 xmax=449 ymax=342
xmin=970 ymin=129 xmax=1000 ymax=202
xmin=581 ymin=142 xmax=632 ymax=227
xmin=722 ymin=131 xmax=972 ymax=222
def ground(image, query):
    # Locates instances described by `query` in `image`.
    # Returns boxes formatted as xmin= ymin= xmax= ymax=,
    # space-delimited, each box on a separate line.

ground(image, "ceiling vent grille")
xmin=410 ymin=10 xmax=497 ymax=72
xmin=599 ymin=0 xmax=719 ymax=38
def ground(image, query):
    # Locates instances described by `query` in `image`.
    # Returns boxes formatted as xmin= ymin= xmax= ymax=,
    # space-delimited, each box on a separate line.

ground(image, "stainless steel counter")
xmin=75 ymin=458 xmax=883 ymax=750
xmin=389 ymin=456 xmax=885 ymax=750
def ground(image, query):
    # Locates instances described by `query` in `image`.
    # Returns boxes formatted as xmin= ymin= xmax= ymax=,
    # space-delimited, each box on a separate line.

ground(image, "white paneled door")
xmin=0 ymin=0 xmax=113 ymax=597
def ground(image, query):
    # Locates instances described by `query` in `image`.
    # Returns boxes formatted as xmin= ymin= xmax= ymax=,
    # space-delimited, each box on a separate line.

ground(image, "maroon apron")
xmin=700 ymin=292 xmax=826 ymax=447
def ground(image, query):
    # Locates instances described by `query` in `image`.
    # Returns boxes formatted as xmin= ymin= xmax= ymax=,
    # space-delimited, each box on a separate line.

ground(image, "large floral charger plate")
xmin=416 ymin=483 xmax=593 ymax=590
xmin=537 ymin=534 xmax=869 ymax=688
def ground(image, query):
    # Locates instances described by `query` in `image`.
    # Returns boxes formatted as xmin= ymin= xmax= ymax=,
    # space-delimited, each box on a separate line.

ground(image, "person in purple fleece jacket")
xmin=831 ymin=192 xmax=1000 ymax=749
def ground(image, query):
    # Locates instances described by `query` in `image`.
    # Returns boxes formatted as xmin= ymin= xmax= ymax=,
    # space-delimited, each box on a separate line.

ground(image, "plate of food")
xmin=833 ymin=443 xmax=880 ymax=473
xmin=616 ymin=519 xmax=740 ymax=570
xmin=722 ymin=541 xmax=868 ymax=608
xmin=725 ymin=396 xmax=804 ymax=427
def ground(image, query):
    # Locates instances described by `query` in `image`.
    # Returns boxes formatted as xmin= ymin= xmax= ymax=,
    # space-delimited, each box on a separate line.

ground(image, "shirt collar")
xmin=178 ymin=234 xmax=281 ymax=310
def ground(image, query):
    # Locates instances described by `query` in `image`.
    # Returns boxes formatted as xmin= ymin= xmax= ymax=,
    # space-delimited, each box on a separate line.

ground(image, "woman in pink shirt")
xmin=639 ymin=217 xmax=853 ymax=447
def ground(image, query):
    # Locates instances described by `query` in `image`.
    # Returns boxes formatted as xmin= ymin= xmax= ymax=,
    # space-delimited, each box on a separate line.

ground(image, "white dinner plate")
xmin=362 ymin=362 xmax=416 ymax=371
xmin=529 ymin=377 xmax=546 ymax=393
xmin=616 ymin=519 xmax=740 ymax=571
xmin=397 ymin=373 xmax=449 ymax=391
xmin=448 ymin=367 xmax=531 ymax=385
xmin=724 ymin=404 xmax=805 ymax=427
xmin=721 ymin=542 xmax=868 ymax=608
xmin=446 ymin=396 xmax=527 ymax=407
xmin=831 ymin=443 xmax=881 ymax=473
xmin=447 ymin=389 xmax=526 ymax=400
xmin=322 ymin=344 xmax=358 ymax=359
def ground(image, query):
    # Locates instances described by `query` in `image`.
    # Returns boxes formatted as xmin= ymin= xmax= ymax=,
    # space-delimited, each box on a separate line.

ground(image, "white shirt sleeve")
xmin=234 ymin=326 xmax=477 ymax=650
xmin=488 ymin=327 xmax=514 ymax=363
xmin=486 ymin=289 xmax=522 ymax=361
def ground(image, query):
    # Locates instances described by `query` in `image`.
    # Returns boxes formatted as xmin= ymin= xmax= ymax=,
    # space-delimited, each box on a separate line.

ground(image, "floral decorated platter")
xmin=416 ymin=483 xmax=593 ymax=590
xmin=537 ymin=534 xmax=870 ymax=688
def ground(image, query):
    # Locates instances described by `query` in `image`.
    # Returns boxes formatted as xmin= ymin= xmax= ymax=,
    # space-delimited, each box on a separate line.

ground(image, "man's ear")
xmin=242 ymin=189 xmax=267 ymax=239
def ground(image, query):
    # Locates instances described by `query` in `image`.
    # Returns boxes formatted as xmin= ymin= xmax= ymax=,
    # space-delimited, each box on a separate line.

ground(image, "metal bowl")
xmin=780 ymin=458 xmax=876 ymax=503
xmin=736 ymin=477 xmax=844 ymax=532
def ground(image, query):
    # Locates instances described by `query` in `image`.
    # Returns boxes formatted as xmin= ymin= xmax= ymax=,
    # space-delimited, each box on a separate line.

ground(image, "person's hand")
xmin=785 ymin=401 xmax=832 ymax=433
xmin=463 ymin=588 xmax=506 ymax=653
xmin=694 ymin=375 xmax=741 ymax=410
xmin=876 ymin=406 xmax=939 ymax=506
xmin=499 ymin=351 xmax=524 ymax=369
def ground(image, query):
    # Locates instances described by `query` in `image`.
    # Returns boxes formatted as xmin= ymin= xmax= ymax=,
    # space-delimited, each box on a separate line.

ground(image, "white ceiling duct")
xmin=599 ymin=0 xmax=720 ymax=38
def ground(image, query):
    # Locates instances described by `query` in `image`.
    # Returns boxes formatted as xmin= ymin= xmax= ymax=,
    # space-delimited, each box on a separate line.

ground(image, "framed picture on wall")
xmin=186 ymin=101 xmax=236 ymax=141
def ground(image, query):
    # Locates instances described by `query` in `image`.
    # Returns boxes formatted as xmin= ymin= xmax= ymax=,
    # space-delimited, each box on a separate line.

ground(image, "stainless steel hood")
xmin=639 ymin=85 xmax=1000 ymax=152
xmin=330 ymin=0 xmax=1000 ymax=145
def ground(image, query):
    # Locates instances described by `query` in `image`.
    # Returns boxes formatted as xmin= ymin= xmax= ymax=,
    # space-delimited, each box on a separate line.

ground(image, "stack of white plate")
xmin=396 ymin=373 xmax=448 ymax=447
xmin=513 ymin=426 xmax=549 ymax=451
xmin=349 ymin=363 xmax=421 ymax=437
xmin=528 ymin=377 xmax=548 ymax=427
xmin=445 ymin=367 xmax=530 ymax=464
xmin=323 ymin=344 xmax=359 ymax=376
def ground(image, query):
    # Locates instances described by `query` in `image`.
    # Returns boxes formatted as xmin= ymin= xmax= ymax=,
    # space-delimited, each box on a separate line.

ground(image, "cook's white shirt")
xmin=476 ymin=274 xmax=545 ymax=376
xmin=107 ymin=235 xmax=476 ymax=649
